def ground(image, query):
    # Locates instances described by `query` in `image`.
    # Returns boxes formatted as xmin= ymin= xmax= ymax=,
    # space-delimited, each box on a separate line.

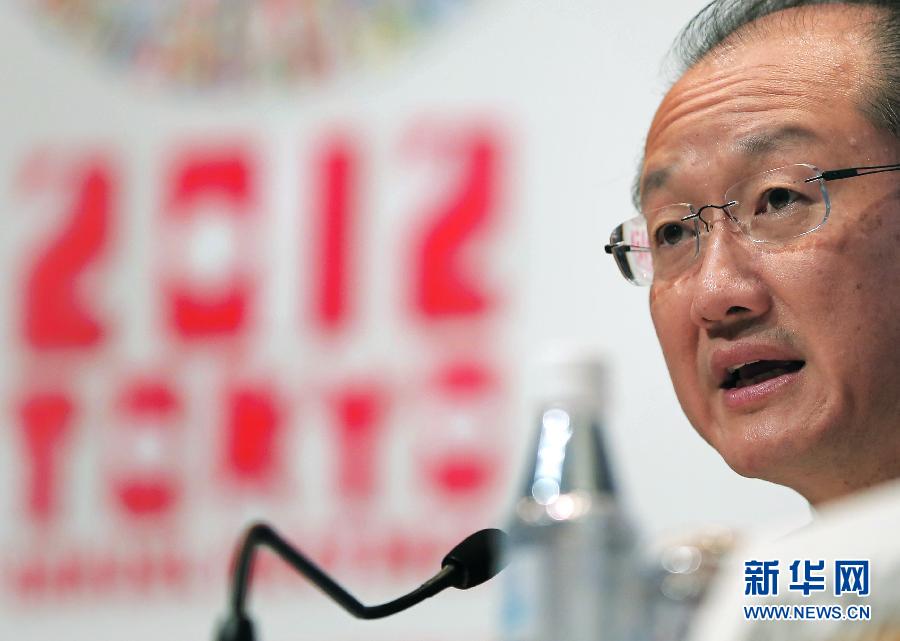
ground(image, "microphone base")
xmin=216 ymin=614 xmax=256 ymax=641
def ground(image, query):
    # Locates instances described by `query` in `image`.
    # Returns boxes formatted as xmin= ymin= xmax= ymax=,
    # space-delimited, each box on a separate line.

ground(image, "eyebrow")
xmin=734 ymin=125 xmax=820 ymax=155
xmin=635 ymin=125 xmax=822 ymax=209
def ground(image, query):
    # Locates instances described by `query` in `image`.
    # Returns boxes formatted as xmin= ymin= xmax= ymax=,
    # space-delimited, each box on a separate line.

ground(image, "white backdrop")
xmin=0 ymin=1 xmax=809 ymax=640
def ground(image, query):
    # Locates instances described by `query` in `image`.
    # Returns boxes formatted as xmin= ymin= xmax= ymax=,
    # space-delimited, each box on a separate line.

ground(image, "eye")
xmin=653 ymin=221 xmax=695 ymax=247
xmin=756 ymin=186 xmax=802 ymax=215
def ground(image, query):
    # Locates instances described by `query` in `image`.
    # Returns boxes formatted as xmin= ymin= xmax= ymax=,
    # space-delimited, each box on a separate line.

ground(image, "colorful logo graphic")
xmin=30 ymin=0 xmax=472 ymax=89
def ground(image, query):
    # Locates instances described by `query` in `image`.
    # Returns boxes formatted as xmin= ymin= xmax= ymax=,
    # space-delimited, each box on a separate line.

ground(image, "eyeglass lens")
xmin=613 ymin=164 xmax=828 ymax=285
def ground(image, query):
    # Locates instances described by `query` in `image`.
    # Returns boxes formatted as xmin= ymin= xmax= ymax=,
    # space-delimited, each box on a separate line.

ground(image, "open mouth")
xmin=720 ymin=360 xmax=805 ymax=390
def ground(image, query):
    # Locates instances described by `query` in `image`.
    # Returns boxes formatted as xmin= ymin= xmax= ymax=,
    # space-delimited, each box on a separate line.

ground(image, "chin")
xmin=705 ymin=414 xmax=821 ymax=486
xmin=720 ymin=445 xmax=784 ymax=481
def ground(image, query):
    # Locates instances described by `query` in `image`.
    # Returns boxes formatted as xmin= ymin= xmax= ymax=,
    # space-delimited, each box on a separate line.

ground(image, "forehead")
xmin=639 ymin=6 xmax=878 ymax=207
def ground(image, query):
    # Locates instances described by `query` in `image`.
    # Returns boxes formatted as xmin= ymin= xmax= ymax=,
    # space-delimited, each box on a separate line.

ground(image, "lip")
xmin=721 ymin=369 xmax=803 ymax=410
xmin=709 ymin=343 xmax=806 ymax=410
xmin=709 ymin=343 xmax=804 ymax=387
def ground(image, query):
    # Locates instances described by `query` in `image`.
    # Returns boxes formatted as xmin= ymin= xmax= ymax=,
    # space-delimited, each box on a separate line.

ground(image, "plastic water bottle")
xmin=500 ymin=354 xmax=642 ymax=641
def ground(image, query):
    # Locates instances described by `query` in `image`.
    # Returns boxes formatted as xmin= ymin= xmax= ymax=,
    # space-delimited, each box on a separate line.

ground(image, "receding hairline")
xmin=673 ymin=1 xmax=886 ymax=77
xmin=688 ymin=3 xmax=882 ymax=70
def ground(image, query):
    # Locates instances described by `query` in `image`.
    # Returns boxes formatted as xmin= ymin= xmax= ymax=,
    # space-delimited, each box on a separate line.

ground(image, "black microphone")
xmin=215 ymin=522 xmax=508 ymax=641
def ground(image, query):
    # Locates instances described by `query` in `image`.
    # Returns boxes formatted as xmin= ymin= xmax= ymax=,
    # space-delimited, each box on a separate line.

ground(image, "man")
xmin=605 ymin=0 xmax=900 ymax=506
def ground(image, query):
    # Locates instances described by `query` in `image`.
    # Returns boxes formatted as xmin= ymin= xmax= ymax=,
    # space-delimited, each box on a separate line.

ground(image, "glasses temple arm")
xmin=605 ymin=242 xmax=652 ymax=254
xmin=806 ymin=163 xmax=900 ymax=183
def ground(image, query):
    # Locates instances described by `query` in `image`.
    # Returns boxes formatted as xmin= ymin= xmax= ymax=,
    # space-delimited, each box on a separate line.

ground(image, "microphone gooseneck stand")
xmin=215 ymin=522 xmax=507 ymax=641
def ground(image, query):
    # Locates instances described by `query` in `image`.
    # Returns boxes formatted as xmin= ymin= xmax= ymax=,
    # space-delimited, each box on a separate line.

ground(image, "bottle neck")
xmin=518 ymin=398 xmax=617 ymax=520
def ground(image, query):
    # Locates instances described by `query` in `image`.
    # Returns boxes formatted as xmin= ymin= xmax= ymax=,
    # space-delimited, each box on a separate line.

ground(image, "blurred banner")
xmin=0 ymin=4 xmax=531 ymax=640
xmin=0 ymin=1 xmax=808 ymax=640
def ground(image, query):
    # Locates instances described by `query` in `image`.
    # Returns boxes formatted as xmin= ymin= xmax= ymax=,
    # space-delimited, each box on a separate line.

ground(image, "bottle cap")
xmin=535 ymin=344 xmax=606 ymax=406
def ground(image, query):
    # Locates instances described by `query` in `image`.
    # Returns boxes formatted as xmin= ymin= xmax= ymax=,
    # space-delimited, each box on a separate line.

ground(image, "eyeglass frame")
xmin=604 ymin=162 xmax=900 ymax=286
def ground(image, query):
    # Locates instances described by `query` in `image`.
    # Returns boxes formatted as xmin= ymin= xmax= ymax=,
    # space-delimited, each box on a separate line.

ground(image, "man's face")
xmin=642 ymin=6 xmax=900 ymax=503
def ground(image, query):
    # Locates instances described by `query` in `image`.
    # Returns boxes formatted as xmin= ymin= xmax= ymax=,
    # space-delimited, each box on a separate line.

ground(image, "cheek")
xmin=801 ymin=202 xmax=900 ymax=327
xmin=649 ymin=284 xmax=701 ymax=394
xmin=780 ymin=201 xmax=900 ymax=409
xmin=650 ymin=290 xmax=715 ymax=445
xmin=648 ymin=283 xmax=679 ymax=348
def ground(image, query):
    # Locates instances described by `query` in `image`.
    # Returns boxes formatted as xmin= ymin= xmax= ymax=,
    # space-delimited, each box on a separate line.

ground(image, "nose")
xmin=688 ymin=217 xmax=771 ymax=331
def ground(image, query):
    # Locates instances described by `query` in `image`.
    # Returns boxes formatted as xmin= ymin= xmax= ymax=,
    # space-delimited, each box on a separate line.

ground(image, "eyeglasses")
xmin=605 ymin=162 xmax=900 ymax=286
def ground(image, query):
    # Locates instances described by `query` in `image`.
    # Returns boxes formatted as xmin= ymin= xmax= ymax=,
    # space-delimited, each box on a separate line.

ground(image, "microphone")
xmin=215 ymin=522 xmax=508 ymax=641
